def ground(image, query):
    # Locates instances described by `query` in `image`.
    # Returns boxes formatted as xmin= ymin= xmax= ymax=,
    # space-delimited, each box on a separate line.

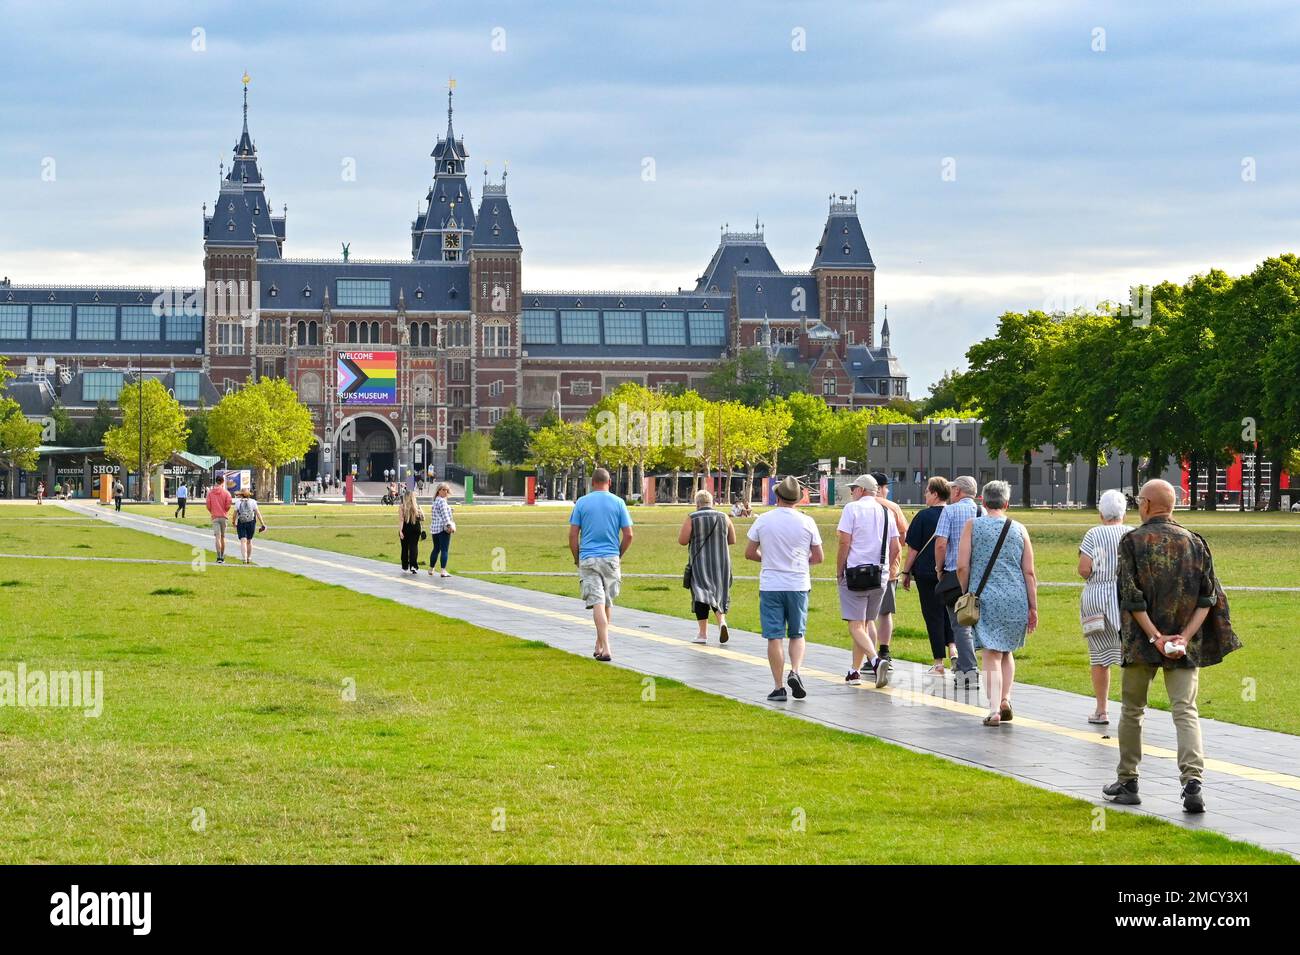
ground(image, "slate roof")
xmin=256 ymin=260 xmax=471 ymax=312
xmin=845 ymin=344 xmax=908 ymax=394
xmin=734 ymin=273 xmax=820 ymax=321
xmin=812 ymin=203 xmax=874 ymax=270
xmin=694 ymin=233 xmax=780 ymax=293
xmin=472 ymin=186 xmax=521 ymax=250
xmin=5 ymin=377 xmax=56 ymax=417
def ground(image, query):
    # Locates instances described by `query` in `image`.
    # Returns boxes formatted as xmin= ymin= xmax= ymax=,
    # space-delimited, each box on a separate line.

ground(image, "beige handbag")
xmin=954 ymin=519 xmax=1013 ymax=627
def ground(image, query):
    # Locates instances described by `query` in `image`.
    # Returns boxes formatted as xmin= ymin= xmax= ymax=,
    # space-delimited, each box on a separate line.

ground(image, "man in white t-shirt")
xmin=837 ymin=473 xmax=900 ymax=688
xmin=745 ymin=475 xmax=824 ymax=702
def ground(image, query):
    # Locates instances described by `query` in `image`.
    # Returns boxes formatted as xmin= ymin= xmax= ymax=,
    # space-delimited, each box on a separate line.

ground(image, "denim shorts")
xmin=759 ymin=590 xmax=809 ymax=640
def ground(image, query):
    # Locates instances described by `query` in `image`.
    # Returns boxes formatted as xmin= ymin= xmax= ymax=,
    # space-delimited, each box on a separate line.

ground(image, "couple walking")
xmin=397 ymin=482 xmax=455 ymax=576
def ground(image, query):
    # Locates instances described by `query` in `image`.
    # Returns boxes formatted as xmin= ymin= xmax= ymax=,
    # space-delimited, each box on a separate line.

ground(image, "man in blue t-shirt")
xmin=569 ymin=468 xmax=634 ymax=662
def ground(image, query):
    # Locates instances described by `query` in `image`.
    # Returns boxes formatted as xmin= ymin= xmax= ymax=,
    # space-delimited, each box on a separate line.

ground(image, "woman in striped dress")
xmin=1077 ymin=489 xmax=1133 ymax=725
xmin=677 ymin=490 xmax=736 ymax=644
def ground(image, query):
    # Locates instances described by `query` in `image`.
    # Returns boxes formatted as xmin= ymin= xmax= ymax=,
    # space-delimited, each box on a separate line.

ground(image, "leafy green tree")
xmin=701 ymin=348 xmax=809 ymax=405
xmin=207 ymin=378 xmax=314 ymax=500
xmin=103 ymin=377 xmax=190 ymax=501
xmin=959 ymin=311 xmax=1061 ymax=507
xmin=454 ymin=431 xmax=494 ymax=475
xmin=535 ymin=406 xmax=561 ymax=432
xmin=85 ymin=400 xmax=116 ymax=446
xmin=0 ymin=360 xmax=43 ymax=497
xmin=1030 ymin=311 xmax=1123 ymax=507
xmin=491 ymin=406 xmax=531 ymax=467
xmin=186 ymin=402 xmax=216 ymax=456
xmin=778 ymin=392 xmax=832 ymax=477
xmin=919 ymin=369 xmax=977 ymax=418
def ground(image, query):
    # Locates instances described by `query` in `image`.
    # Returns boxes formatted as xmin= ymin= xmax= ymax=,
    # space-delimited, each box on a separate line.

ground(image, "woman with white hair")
xmin=957 ymin=480 xmax=1038 ymax=726
xmin=678 ymin=489 xmax=736 ymax=644
xmin=1077 ymin=489 xmax=1133 ymax=725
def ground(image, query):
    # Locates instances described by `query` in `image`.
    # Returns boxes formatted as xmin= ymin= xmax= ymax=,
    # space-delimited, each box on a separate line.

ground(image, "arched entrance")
xmin=412 ymin=436 xmax=435 ymax=478
xmin=337 ymin=413 xmax=400 ymax=482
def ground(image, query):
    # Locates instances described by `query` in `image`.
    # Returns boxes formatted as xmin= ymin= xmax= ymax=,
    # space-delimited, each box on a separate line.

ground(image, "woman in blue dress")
xmin=957 ymin=480 xmax=1039 ymax=726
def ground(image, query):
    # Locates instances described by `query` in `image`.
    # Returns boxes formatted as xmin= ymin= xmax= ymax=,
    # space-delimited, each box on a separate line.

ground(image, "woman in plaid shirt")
xmin=428 ymin=482 xmax=456 ymax=577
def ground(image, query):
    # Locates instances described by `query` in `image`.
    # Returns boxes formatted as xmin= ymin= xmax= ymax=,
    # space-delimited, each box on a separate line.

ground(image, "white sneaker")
xmin=693 ymin=635 xmax=707 ymax=645
xmin=440 ymin=571 xmax=451 ymax=578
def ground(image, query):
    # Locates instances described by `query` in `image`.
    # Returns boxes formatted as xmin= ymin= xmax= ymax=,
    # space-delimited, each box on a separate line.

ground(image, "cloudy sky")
xmin=3 ymin=0 xmax=1299 ymax=392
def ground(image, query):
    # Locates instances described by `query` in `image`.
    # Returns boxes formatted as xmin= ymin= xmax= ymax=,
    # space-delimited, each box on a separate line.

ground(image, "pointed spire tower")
xmin=203 ymin=73 xmax=285 ymax=260
xmin=412 ymin=79 xmax=476 ymax=260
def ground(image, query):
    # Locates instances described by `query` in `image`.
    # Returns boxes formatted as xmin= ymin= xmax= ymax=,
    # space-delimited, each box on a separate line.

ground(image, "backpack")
xmin=235 ymin=498 xmax=258 ymax=522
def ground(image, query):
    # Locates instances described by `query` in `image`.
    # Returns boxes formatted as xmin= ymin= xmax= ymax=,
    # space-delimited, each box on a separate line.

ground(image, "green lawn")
xmin=0 ymin=505 xmax=1286 ymax=863
xmin=121 ymin=501 xmax=1299 ymax=736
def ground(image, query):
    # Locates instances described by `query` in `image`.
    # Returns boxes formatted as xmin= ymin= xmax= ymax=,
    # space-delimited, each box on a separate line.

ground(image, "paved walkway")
xmin=64 ymin=501 xmax=1300 ymax=859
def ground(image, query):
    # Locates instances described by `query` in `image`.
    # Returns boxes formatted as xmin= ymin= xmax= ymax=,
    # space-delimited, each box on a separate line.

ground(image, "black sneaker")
xmin=1182 ymin=779 xmax=1206 ymax=814
xmin=216 ymin=555 xmax=224 ymax=564
xmin=787 ymin=671 xmax=807 ymax=699
xmin=767 ymin=687 xmax=788 ymax=702
xmin=879 ymin=645 xmax=892 ymax=660
xmin=845 ymin=669 xmax=862 ymax=686
xmin=1102 ymin=779 xmax=1141 ymax=805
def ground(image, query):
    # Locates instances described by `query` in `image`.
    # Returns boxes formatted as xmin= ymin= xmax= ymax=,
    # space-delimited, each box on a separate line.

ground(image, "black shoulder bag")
xmin=682 ymin=512 xmax=720 ymax=590
xmin=845 ymin=501 xmax=889 ymax=592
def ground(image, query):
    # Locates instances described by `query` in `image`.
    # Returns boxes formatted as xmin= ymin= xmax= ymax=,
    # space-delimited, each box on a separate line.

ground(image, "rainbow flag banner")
xmin=337 ymin=351 xmax=397 ymax=405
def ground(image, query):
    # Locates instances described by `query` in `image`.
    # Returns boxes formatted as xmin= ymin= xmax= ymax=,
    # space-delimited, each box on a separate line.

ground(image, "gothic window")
xmin=822 ymin=377 xmax=836 ymax=397
xmin=308 ymin=321 xmax=319 ymax=345
xmin=347 ymin=321 xmax=358 ymax=342
xmin=371 ymin=321 xmax=380 ymax=342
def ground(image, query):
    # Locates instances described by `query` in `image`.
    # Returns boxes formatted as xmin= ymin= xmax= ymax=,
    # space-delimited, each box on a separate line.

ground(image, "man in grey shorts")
xmin=837 ymin=474 xmax=900 ymax=687
xmin=568 ymin=468 xmax=634 ymax=662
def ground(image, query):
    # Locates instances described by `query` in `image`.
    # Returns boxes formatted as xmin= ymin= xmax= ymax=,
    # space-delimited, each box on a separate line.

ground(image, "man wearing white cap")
xmin=837 ymin=474 xmax=899 ymax=687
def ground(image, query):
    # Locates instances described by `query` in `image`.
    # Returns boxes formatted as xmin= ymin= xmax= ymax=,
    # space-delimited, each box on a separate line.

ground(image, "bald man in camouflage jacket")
xmin=1101 ymin=479 xmax=1241 ymax=814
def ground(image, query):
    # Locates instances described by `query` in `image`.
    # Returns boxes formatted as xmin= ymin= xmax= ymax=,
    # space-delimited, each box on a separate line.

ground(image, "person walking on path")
xmin=678 ymin=489 xmax=735 ymax=645
xmin=901 ymin=476 xmax=956 ymax=674
xmin=232 ymin=489 xmax=267 ymax=565
xmin=1077 ymin=489 xmax=1133 ymax=725
xmin=113 ymin=479 xmax=124 ymax=512
xmin=745 ymin=475 xmax=823 ymax=702
xmin=205 ymin=479 xmax=233 ymax=564
xmin=398 ymin=489 xmax=425 ymax=575
xmin=956 ymin=480 xmax=1038 ymax=726
xmin=933 ymin=474 xmax=983 ymax=685
xmin=568 ymin=467 xmax=634 ymax=662
xmin=837 ymin=474 xmax=900 ymax=688
xmin=867 ymin=471 xmax=908 ymax=663
xmin=1102 ymin=479 xmax=1241 ymax=814
xmin=427 ymin=482 xmax=456 ymax=578
xmin=174 ymin=482 xmax=189 ymax=519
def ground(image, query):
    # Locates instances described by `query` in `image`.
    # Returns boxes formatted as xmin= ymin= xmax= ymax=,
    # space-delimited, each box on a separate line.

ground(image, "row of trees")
xmin=504 ymin=384 xmax=938 ymax=502
xmin=952 ymin=254 xmax=1300 ymax=510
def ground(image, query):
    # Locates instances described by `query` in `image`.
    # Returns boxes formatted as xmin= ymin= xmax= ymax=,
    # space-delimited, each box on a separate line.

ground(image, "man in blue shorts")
xmin=568 ymin=468 xmax=634 ymax=662
xmin=745 ymin=475 xmax=824 ymax=701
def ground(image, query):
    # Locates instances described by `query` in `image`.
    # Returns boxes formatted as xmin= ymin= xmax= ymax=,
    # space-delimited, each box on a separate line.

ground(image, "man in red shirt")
xmin=205 ymin=480 xmax=234 ymax=564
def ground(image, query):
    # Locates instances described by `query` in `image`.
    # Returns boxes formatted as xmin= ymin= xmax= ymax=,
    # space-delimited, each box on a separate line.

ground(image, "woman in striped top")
xmin=428 ymin=482 xmax=456 ymax=578
xmin=1077 ymin=489 xmax=1133 ymax=725
xmin=678 ymin=490 xmax=736 ymax=645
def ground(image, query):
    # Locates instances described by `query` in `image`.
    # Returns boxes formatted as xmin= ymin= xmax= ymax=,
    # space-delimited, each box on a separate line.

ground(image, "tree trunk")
xmin=1021 ymin=451 xmax=1032 ymax=509
xmin=1267 ymin=445 xmax=1283 ymax=511
xmin=1204 ymin=455 xmax=1217 ymax=511
xmin=671 ymin=469 xmax=680 ymax=504
xmin=746 ymin=465 xmax=756 ymax=503
xmin=1086 ymin=454 xmax=1099 ymax=510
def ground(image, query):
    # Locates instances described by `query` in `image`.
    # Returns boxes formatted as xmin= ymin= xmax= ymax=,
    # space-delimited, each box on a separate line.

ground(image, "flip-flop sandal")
xmin=982 ymin=714 xmax=1001 ymax=727
xmin=719 ymin=624 xmax=729 ymax=644
xmin=596 ymin=653 xmax=612 ymax=662
xmin=999 ymin=702 xmax=1013 ymax=722
xmin=1088 ymin=713 xmax=1110 ymax=725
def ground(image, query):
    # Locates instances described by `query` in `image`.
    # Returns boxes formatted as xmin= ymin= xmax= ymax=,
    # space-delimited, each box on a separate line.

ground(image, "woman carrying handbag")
xmin=955 ymin=480 xmax=1039 ymax=726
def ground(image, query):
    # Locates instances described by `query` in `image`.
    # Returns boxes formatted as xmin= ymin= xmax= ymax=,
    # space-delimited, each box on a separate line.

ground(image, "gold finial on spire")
xmin=242 ymin=72 xmax=251 ymax=87
xmin=448 ymin=76 xmax=456 ymax=91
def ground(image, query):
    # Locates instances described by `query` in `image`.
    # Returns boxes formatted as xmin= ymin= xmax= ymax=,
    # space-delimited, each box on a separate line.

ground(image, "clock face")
xmin=444 ymin=233 xmax=461 ymax=249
